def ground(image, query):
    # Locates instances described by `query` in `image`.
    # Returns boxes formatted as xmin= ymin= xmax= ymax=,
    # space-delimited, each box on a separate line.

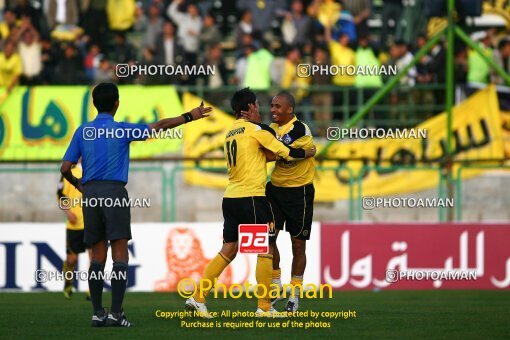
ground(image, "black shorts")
xmin=66 ymin=229 xmax=88 ymax=254
xmin=222 ymin=196 xmax=276 ymax=243
xmin=82 ymin=180 xmax=131 ymax=246
xmin=266 ymin=182 xmax=314 ymax=240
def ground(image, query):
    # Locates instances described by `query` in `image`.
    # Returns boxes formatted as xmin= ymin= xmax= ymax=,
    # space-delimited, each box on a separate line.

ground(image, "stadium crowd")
xmin=0 ymin=0 xmax=509 ymax=131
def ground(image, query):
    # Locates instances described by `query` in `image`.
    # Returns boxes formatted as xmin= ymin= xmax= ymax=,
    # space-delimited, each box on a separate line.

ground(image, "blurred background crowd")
xmin=0 ymin=0 xmax=509 ymax=132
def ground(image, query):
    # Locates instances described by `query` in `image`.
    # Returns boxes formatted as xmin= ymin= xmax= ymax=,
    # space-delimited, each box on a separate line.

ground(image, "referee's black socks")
xmin=88 ymin=261 xmax=105 ymax=313
xmin=111 ymin=262 xmax=128 ymax=314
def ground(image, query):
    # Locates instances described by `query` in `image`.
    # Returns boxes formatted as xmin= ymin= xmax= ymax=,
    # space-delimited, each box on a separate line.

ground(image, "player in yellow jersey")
xmin=242 ymin=92 xmax=316 ymax=312
xmin=57 ymin=162 xmax=91 ymax=299
xmin=185 ymin=88 xmax=316 ymax=317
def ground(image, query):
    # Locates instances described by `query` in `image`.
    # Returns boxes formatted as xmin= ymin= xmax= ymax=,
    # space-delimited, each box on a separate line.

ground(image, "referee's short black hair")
xmin=92 ymin=82 xmax=119 ymax=113
xmin=276 ymin=91 xmax=295 ymax=111
xmin=231 ymin=87 xmax=256 ymax=118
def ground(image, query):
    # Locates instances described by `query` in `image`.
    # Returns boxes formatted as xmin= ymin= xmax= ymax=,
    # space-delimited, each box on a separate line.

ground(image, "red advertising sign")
xmin=321 ymin=224 xmax=510 ymax=289
xmin=238 ymin=224 xmax=269 ymax=254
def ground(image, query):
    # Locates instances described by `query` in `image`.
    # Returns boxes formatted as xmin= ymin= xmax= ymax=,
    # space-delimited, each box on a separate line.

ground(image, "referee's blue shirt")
xmin=63 ymin=113 xmax=150 ymax=184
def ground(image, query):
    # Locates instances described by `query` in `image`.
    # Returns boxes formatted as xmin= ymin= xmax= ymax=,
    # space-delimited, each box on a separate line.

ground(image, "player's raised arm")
xmin=148 ymin=102 xmax=212 ymax=131
xmin=252 ymin=124 xmax=316 ymax=160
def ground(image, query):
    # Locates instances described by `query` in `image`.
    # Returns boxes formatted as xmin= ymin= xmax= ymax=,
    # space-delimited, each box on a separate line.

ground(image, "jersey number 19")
xmin=226 ymin=139 xmax=238 ymax=167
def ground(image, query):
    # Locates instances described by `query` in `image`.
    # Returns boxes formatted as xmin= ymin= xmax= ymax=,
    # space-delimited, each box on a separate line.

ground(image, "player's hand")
xmin=240 ymin=103 xmax=261 ymax=123
xmin=189 ymin=101 xmax=212 ymax=120
xmin=305 ymin=146 xmax=316 ymax=158
xmin=65 ymin=211 xmax=77 ymax=224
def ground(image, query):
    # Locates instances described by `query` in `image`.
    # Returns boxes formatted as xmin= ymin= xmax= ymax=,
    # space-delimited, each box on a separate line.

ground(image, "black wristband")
xmin=182 ymin=112 xmax=193 ymax=123
xmin=288 ymin=148 xmax=305 ymax=159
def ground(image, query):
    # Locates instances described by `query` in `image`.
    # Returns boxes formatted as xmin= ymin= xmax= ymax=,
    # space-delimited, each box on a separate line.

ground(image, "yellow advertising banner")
xmin=183 ymin=86 xmax=505 ymax=202
xmin=0 ymin=86 xmax=183 ymax=160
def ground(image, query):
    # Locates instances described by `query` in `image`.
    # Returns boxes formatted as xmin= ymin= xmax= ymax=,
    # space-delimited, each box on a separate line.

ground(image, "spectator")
xmin=237 ymin=0 xmax=286 ymax=41
xmin=281 ymin=0 xmax=311 ymax=47
xmin=40 ymin=36 xmax=59 ymax=84
xmin=0 ymin=9 xmax=19 ymax=40
xmin=381 ymin=0 xmax=403 ymax=47
xmin=388 ymin=40 xmax=417 ymax=125
xmin=83 ymin=43 xmax=101 ymax=83
xmin=310 ymin=44 xmax=332 ymax=137
xmin=454 ymin=45 xmax=468 ymax=86
xmin=331 ymin=4 xmax=356 ymax=43
xmin=400 ymin=0 xmax=427 ymax=46
xmin=54 ymin=44 xmax=84 ymax=84
xmin=154 ymin=21 xmax=184 ymax=84
xmin=236 ymin=32 xmax=254 ymax=57
xmin=106 ymin=0 xmax=135 ymax=32
xmin=142 ymin=4 xmax=163 ymax=49
xmin=154 ymin=21 xmax=182 ymax=65
xmin=0 ymin=39 xmax=22 ymax=93
xmin=355 ymin=35 xmax=383 ymax=89
xmin=467 ymin=31 xmax=493 ymax=85
xmin=199 ymin=12 xmax=221 ymax=49
xmin=112 ymin=32 xmax=134 ymax=64
xmin=167 ymin=0 xmax=202 ymax=64
xmin=47 ymin=0 xmax=79 ymax=30
xmin=82 ymin=0 xmax=108 ymax=52
xmin=390 ymin=40 xmax=416 ymax=87
xmin=233 ymin=44 xmax=254 ymax=87
xmin=200 ymin=43 xmax=228 ymax=106
xmin=325 ymin=23 xmax=355 ymax=120
xmin=93 ymin=57 xmax=114 ymax=83
xmin=235 ymin=10 xmax=253 ymax=49
xmin=140 ymin=46 xmax=158 ymax=84
xmin=428 ymin=39 xmax=446 ymax=108
xmin=279 ymin=46 xmax=301 ymax=89
xmin=342 ymin=0 xmax=371 ymax=38
xmin=492 ymin=38 xmax=510 ymax=85
xmin=243 ymin=41 xmax=274 ymax=119
xmin=325 ymin=26 xmax=355 ymax=87
xmin=243 ymin=42 xmax=274 ymax=89
xmin=413 ymin=35 xmax=435 ymax=114
xmin=12 ymin=0 xmax=40 ymax=31
xmin=12 ymin=18 xmax=42 ymax=85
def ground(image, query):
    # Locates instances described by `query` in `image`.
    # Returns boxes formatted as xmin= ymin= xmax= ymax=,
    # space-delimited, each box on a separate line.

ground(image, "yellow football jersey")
xmin=270 ymin=116 xmax=316 ymax=187
xmin=57 ymin=166 xmax=84 ymax=230
xmin=224 ymin=119 xmax=307 ymax=198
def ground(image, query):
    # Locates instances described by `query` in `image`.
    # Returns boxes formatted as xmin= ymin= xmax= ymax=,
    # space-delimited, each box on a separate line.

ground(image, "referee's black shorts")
xmin=266 ymin=182 xmax=314 ymax=240
xmin=82 ymin=180 xmax=131 ymax=246
xmin=222 ymin=196 xmax=276 ymax=243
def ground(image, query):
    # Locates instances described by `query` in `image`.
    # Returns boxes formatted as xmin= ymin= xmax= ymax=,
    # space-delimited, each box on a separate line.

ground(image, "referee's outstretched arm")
xmin=149 ymin=103 xmax=212 ymax=131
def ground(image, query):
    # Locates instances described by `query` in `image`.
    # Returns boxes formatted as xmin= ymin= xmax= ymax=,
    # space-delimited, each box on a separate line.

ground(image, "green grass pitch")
xmin=1 ymin=291 xmax=509 ymax=339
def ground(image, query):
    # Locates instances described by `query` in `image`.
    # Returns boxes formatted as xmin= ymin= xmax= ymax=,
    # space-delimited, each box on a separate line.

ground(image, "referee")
xmin=60 ymin=83 xmax=211 ymax=327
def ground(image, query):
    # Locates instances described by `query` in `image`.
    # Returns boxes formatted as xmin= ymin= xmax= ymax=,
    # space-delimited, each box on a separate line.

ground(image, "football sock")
xmin=272 ymin=268 xmax=282 ymax=287
xmin=290 ymin=275 xmax=304 ymax=300
xmin=111 ymin=262 xmax=128 ymax=314
xmin=256 ymin=254 xmax=273 ymax=311
xmin=63 ymin=261 xmax=76 ymax=288
xmin=194 ymin=252 xmax=230 ymax=303
xmin=88 ymin=260 xmax=105 ymax=313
